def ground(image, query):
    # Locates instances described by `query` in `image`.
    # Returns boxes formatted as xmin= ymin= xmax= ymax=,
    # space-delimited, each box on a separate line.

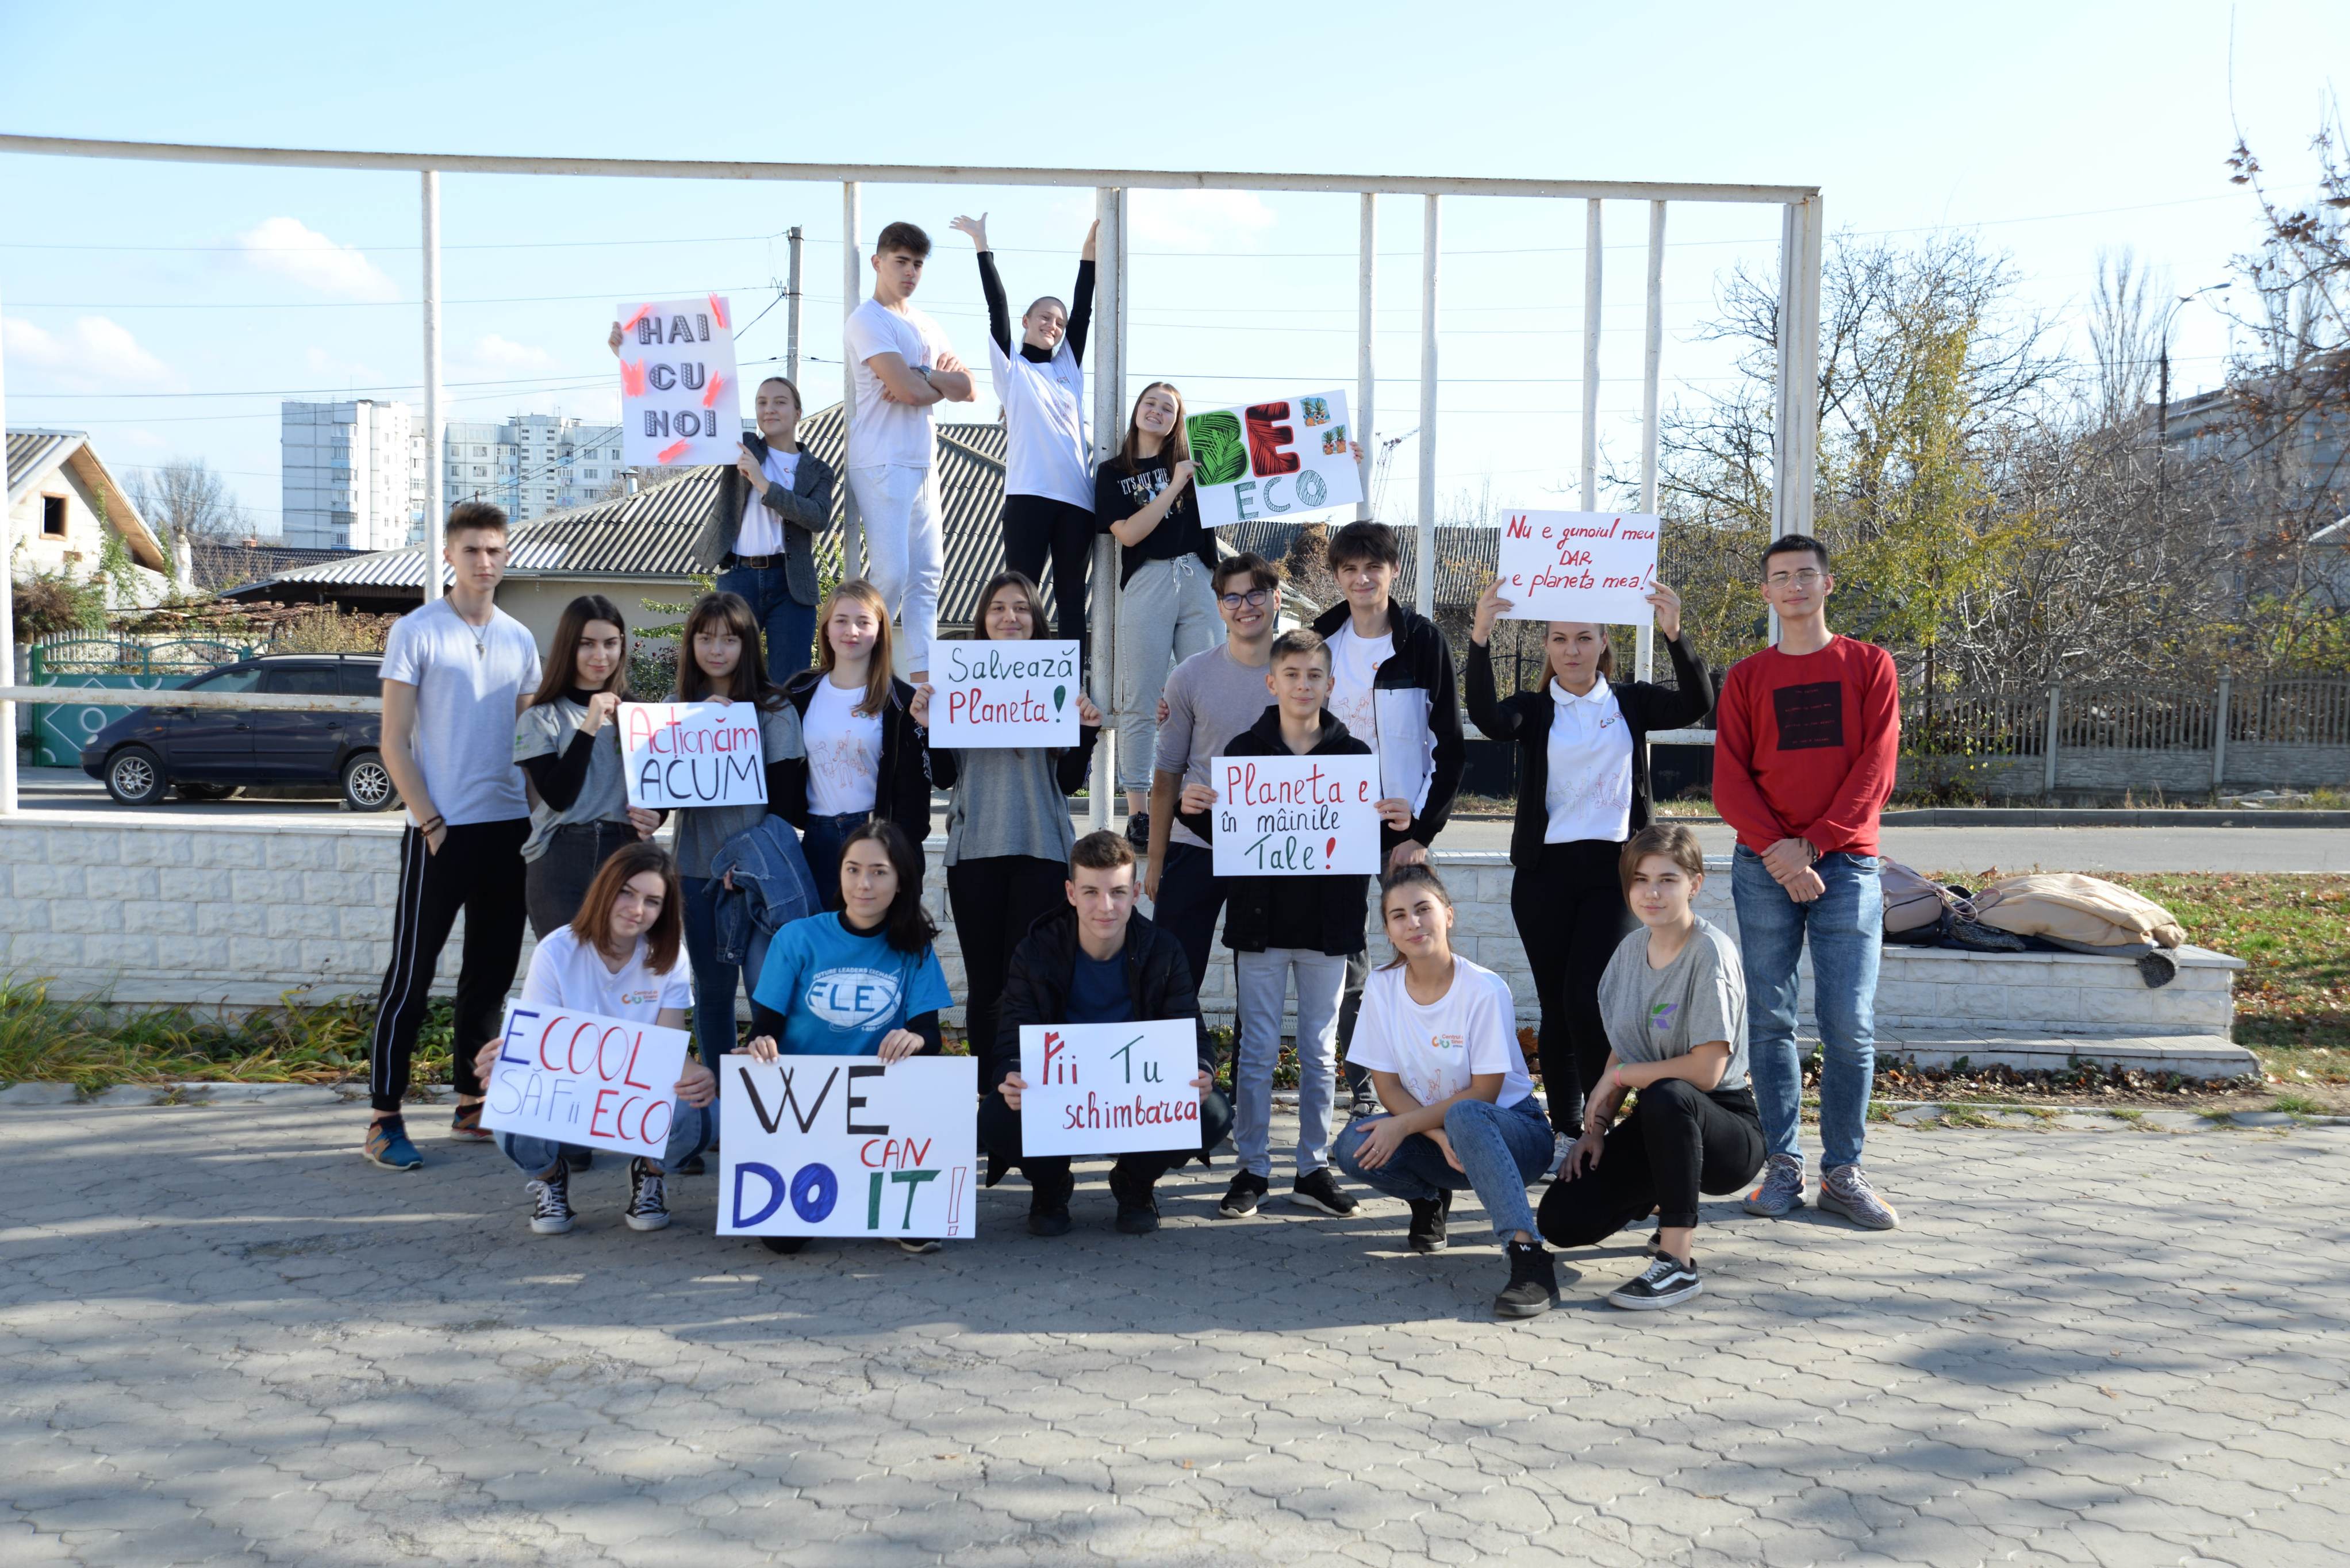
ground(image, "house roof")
xmin=5 ymin=427 xmax=170 ymax=572
xmin=187 ymin=540 xmax=364 ymax=595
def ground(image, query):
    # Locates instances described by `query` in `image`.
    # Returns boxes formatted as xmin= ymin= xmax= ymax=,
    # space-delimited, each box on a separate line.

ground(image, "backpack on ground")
xmin=1879 ymin=859 xmax=2028 ymax=952
xmin=1970 ymin=872 xmax=2186 ymax=986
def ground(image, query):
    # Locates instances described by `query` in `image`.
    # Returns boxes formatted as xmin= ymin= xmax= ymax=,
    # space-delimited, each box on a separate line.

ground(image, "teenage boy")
xmin=1714 ymin=533 xmax=1903 ymax=1231
xmin=1310 ymin=520 xmax=1468 ymax=1116
xmin=1146 ymin=552 xmax=1285 ymax=1002
xmin=363 ymin=502 xmax=543 ymax=1170
xmin=982 ymin=831 xmax=1234 ymax=1235
xmin=841 ymin=220 xmax=975 ymax=685
xmin=608 ymin=326 xmax=835 ymax=680
xmin=1177 ymin=629 xmax=1412 ymax=1219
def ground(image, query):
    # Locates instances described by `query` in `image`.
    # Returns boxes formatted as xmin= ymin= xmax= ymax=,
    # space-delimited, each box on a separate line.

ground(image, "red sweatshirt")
xmin=1713 ymin=636 xmax=1901 ymax=856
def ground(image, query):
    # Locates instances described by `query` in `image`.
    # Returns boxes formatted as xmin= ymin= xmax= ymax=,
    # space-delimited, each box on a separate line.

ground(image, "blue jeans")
xmin=800 ymin=810 xmax=866 ymax=913
xmin=498 ymin=1100 xmax=712 ymax=1176
xmin=715 ymin=559 xmax=816 ymax=683
xmin=1333 ymin=1096 xmax=1554 ymax=1240
xmin=681 ymin=874 xmax=774 ymax=1069
xmin=1731 ymin=846 xmax=1882 ymax=1170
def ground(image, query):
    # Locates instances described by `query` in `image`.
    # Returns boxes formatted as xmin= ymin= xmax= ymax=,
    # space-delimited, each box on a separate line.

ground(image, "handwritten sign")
xmin=1017 ymin=1020 xmax=1202 ymax=1157
xmin=617 ymin=295 xmax=742 ymax=467
xmin=1208 ymin=754 xmax=1381 ymax=877
xmin=929 ymin=639 xmax=1081 ymax=749
xmin=481 ymin=1004 xmax=692 ymax=1161
xmin=1185 ymin=387 xmax=1364 ymax=528
xmin=719 ymin=1055 xmax=978 ymax=1239
xmin=620 ymin=701 xmax=767 ymax=810
xmin=1493 ymin=510 xmax=1661 ymax=624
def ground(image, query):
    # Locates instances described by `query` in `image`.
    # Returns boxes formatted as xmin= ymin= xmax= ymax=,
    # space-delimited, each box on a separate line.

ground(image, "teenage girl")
xmin=779 ymin=579 xmax=933 ymax=909
xmin=914 ymin=568 xmax=1100 ymax=1071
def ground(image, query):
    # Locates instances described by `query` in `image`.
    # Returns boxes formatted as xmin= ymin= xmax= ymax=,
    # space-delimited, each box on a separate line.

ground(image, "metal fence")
xmin=1904 ymin=679 xmax=2350 ymax=758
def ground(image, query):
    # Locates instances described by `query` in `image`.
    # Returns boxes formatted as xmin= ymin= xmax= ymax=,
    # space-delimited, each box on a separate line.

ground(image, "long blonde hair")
xmin=816 ymin=578 xmax=895 ymax=717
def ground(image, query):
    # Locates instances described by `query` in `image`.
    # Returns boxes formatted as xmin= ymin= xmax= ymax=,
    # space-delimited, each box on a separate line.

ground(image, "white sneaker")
xmin=1550 ymin=1131 xmax=1573 ymax=1177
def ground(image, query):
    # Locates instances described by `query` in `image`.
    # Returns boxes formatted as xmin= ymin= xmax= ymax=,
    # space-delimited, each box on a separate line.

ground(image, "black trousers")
xmin=368 ymin=819 xmax=530 ymax=1114
xmin=946 ymin=854 xmax=1070 ymax=1069
xmin=977 ymin=1086 xmax=1235 ymax=1191
xmin=1001 ymin=494 xmax=1095 ymax=647
xmin=1537 ymin=1080 xmax=1765 ymax=1239
xmin=1151 ymin=841 xmax=1235 ymax=1073
xmin=524 ymin=820 xmax=639 ymax=940
xmin=1512 ymin=840 xmax=1634 ymax=1132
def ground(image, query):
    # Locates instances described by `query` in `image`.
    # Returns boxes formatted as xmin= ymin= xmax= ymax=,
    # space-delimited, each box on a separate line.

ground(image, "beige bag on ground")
xmin=1970 ymin=873 xmax=2186 ymax=950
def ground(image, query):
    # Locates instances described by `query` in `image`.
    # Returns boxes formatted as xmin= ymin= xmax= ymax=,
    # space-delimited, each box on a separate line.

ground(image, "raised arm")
xmin=1065 ymin=221 xmax=1099 ymax=365
xmin=953 ymin=214 xmax=1012 ymax=356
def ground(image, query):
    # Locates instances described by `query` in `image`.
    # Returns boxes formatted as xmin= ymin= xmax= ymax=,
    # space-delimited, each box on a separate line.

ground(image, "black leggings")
xmin=1537 ymin=1079 xmax=1765 ymax=1238
xmin=946 ymin=855 xmax=1070 ymax=1072
xmin=1511 ymin=840 xmax=1633 ymax=1132
xmin=1001 ymin=494 xmax=1094 ymax=646
xmin=368 ymin=819 xmax=529 ymax=1113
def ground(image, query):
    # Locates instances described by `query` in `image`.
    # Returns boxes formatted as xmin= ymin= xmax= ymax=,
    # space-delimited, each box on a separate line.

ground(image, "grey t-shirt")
xmin=1154 ymin=643 xmax=1276 ymax=851
xmin=513 ymin=697 xmax=633 ymax=862
xmin=670 ymin=701 xmax=806 ymax=879
xmin=1596 ymin=916 xmax=1750 ymax=1091
xmin=942 ymin=745 xmax=1078 ymax=867
xmin=378 ymin=598 xmax=542 ymax=827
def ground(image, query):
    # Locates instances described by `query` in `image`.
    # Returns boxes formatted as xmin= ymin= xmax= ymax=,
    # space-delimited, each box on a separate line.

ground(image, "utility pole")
xmin=785 ymin=226 xmax=803 ymax=385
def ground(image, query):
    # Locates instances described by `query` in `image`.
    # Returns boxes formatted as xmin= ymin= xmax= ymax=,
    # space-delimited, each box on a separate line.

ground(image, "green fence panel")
xmin=25 ymin=640 xmax=257 ymax=767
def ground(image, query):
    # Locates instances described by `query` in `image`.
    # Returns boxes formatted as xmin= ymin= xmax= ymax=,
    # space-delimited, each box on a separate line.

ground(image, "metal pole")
xmin=785 ymin=225 xmax=803 ymax=385
xmin=1580 ymin=199 xmax=1602 ymax=513
xmin=1772 ymin=194 xmax=1824 ymax=541
xmin=0 ymin=262 xmax=16 ymax=815
xmin=421 ymin=170 xmax=444 ymax=601
xmin=840 ymin=183 xmax=863 ymax=578
xmin=1416 ymin=195 xmax=1439 ymax=620
xmin=1088 ymin=186 xmax=1126 ymax=833
xmin=2043 ymin=684 xmax=2062 ymax=797
xmin=2211 ymin=674 xmax=2232 ymax=791
xmin=1356 ymin=193 xmax=1376 ymax=521
xmin=1637 ymin=199 xmax=1665 ymax=684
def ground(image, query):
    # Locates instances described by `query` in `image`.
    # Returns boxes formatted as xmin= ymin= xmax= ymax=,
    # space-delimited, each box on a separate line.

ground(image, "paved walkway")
xmin=3 ymin=1103 xmax=2344 ymax=1566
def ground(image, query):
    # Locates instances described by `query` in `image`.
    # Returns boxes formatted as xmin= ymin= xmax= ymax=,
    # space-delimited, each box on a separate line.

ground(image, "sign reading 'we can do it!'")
xmin=1185 ymin=387 xmax=1364 ymax=528
xmin=617 ymin=295 xmax=742 ymax=467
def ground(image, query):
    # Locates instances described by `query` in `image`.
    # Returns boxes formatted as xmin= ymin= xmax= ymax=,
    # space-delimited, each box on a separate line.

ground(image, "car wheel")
xmin=341 ymin=751 xmax=399 ymax=812
xmin=176 ymin=782 xmax=237 ymax=801
xmin=105 ymin=746 xmax=168 ymax=806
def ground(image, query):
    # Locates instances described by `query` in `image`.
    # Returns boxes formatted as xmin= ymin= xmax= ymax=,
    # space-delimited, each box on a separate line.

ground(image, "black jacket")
xmin=1465 ymin=634 xmax=1715 ymax=869
xmin=1308 ymin=597 xmax=1465 ymax=847
xmin=701 ymin=434 xmax=836 ymax=608
xmin=990 ymin=905 xmax=1216 ymax=1094
xmin=777 ymin=670 xmax=934 ymax=841
xmin=1175 ymin=706 xmax=1373 ymax=958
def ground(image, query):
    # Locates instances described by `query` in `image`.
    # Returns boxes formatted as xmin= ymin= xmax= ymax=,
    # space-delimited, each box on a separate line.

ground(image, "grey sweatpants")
xmin=1113 ymin=553 xmax=1223 ymax=793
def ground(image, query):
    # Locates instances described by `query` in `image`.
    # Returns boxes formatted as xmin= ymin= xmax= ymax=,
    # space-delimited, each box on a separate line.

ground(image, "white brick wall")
xmin=0 ymin=816 xmax=2237 ymax=1039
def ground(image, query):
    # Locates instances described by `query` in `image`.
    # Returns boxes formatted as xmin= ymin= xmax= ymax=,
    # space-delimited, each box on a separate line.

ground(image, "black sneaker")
xmin=1289 ymin=1168 xmax=1359 ymax=1217
xmin=1109 ymin=1167 xmax=1160 ymax=1235
xmin=563 ymin=1146 xmax=593 ymax=1172
xmin=1495 ymin=1241 xmax=1558 ymax=1319
xmin=1607 ymin=1252 xmax=1702 ymax=1310
xmin=527 ymin=1166 xmax=575 ymax=1236
xmin=1028 ymin=1168 xmax=1075 ymax=1238
xmin=1407 ymin=1190 xmax=1453 ymax=1253
xmin=624 ymin=1158 xmax=671 ymax=1232
xmin=758 ymin=1235 xmax=809 ymax=1255
xmin=1123 ymin=810 xmax=1150 ymax=849
xmin=1218 ymin=1171 xmax=1269 ymax=1218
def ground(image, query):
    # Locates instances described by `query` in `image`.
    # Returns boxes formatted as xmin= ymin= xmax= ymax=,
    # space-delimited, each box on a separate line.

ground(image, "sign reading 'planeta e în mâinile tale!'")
xmin=1208 ymin=753 xmax=1383 ymax=877
xmin=617 ymin=295 xmax=742 ymax=467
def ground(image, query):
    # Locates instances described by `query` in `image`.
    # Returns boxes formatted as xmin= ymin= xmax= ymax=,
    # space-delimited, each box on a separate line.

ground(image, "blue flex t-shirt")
xmin=751 ymin=913 xmax=953 ymax=1056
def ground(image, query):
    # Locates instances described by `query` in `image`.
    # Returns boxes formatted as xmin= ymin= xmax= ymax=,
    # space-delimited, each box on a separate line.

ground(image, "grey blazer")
xmin=700 ymin=434 xmax=836 ymax=608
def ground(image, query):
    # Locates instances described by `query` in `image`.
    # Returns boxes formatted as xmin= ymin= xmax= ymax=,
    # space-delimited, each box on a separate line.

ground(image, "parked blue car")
xmin=80 ymin=654 xmax=397 ymax=811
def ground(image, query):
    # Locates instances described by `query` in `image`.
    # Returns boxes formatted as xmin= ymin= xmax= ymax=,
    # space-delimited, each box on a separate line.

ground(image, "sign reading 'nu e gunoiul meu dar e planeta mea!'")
xmin=479 ymin=1004 xmax=692 ymax=1162
xmin=927 ymin=639 xmax=1082 ymax=748
xmin=619 ymin=701 xmax=769 ymax=810
xmin=1017 ymin=1020 xmax=1203 ymax=1157
xmin=1492 ymin=510 xmax=1662 ymax=624
xmin=719 ymin=1055 xmax=978 ymax=1240
xmin=1209 ymin=753 xmax=1383 ymax=877
xmin=617 ymin=295 xmax=741 ymax=467
xmin=1184 ymin=388 xmax=1364 ymax=528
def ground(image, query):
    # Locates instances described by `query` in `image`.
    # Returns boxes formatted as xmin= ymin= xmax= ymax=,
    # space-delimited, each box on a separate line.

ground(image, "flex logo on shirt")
xmin=1649 ymin=1001 xmax=1680 ymax=1032
xmin=805 ymin=967 xmax=903 ymax=1031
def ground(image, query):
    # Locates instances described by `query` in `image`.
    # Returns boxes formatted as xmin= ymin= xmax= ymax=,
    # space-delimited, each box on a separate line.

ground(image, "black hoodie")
xmin=1308 ymin=597 xmax=1465 ymax=848
xmin=1176 ymin=705 xmax=1374 ymax=958
xmin=990 ymin=905 xmax=1216 ymax=1096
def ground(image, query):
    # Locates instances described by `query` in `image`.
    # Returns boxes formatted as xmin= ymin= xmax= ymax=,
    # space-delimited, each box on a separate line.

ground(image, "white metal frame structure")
xmin=0 ymin=135 xmax=1823 ymax=822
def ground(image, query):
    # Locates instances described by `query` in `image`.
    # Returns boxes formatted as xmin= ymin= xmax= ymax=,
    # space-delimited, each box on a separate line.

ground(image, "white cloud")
xmin=303 ymin=345 xmax=381 ymax=382
xmin=2 ymin=314 xmax=181 ymax=392
xmin=1127 ymin=190 xmax=1279 ymax=252
xmin=236 ymin=216 xmax=398 ymax=301
xmin=460 ymin=334 xmax=556 ymax=374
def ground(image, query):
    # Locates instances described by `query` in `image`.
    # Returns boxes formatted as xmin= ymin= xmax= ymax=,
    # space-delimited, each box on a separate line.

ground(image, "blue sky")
xmin=3 ymin=1 xmax=2345 ymax=535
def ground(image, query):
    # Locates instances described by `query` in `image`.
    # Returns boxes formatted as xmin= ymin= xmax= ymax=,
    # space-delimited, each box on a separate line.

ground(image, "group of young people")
xmin=357 ymin=213 xmax=1902 ymax=1316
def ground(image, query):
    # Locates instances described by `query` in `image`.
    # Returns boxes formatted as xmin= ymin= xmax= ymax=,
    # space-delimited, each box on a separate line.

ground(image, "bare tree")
xmin=2088 ymin=245 xmax=2167 ymax=431
xmin=125 ymin=458 xmax=250 ymax=549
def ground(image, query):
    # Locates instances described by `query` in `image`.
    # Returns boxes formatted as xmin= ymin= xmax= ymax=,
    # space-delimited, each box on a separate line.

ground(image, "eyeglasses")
xmin=1764 ymin=569 xmax=1824 ymax=588
xmin=1218 ymin=587 xmax=1271 ymax=609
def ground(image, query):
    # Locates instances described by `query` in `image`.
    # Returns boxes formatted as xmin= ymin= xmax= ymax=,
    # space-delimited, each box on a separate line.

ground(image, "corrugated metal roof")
xmin=189 ymin=541 xmax=365 ymax=594
xmin=7 ymin=429 xmax=85 ymax=505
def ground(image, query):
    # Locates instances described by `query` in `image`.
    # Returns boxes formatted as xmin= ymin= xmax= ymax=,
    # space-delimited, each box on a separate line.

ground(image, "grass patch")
xmin=2268 ymin=1092 xmax=2327 ymax=1116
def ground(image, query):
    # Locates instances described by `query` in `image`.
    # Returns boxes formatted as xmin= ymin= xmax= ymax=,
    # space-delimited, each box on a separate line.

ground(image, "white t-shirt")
xmin=987 ymin=332 xmax=1091 ymax=509
xmin=378 ymin=597 xmax=542 ymax=828
xmin=519 ymin=925 xmax=693 ymax=1024
xmin=735 ymin=447 xmax=801 ymax=558
xmin=1544 ymin=679 xmax=1634 ymax=844
xmin=1346 ymin=956 xmax=1534 ymax=1111
xmin=842 ymin=298 xmax=954 ymax=471
xmin=803 ymin=678 xmax=883 ymax=816
xmin=1326 ymin=625 xmax=1391 ymax=751
xmin=1327 ymin=621 xmax=1436 ymax=812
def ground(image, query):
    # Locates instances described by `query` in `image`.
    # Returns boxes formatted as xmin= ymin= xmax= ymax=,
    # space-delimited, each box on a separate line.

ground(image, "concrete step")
xmin=1866 ymin=1028 xmax=2255 ymax=1079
